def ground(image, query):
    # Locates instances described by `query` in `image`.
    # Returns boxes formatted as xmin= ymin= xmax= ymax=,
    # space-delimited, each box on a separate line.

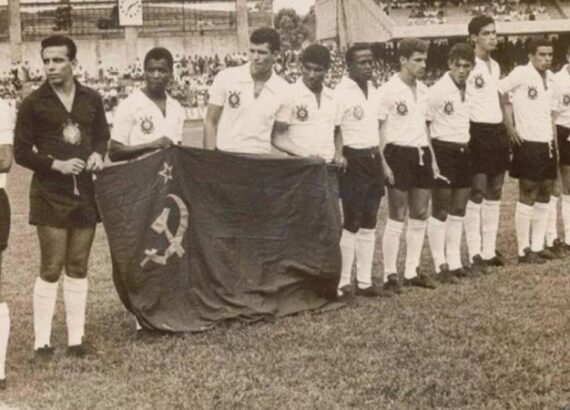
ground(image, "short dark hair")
xmin=250 ymin=27 xmax=280 ymax=53
xmin=144 ymin=47 xmax=174 ymax=71
xmin=468 ymin=15 xmax=495 ymax=36
xmin=527 ymin=38 xmax=553 ymax=55
xmin=301 ymin=44 xmax=331 ymax=69
xmin=398 ymin=38 xmax=428 ymax=59
xmin=41 ymin=35 xmax=77 ymax=60
xmin=345 ymin=44 xmax=373 ymax=66
xmin=448 ymin=42 xmax=475 ymax=64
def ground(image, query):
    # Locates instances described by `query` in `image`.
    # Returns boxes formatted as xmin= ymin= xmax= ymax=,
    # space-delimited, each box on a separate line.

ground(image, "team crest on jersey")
xmin=396 ymin=101 xmax=408 ymax=116
xmin=527 ymin=86 xmax=538 ymax=100
xmin=140 ymin=116 xmax=155 ymax=135
xmin=353 ymin=105 xmax=364 ymax=121
xmin=296 ymin=105 xmax=309 ymax=122
xmin=563 ymin=94 xmax=570 ymax=107
xmin=473 ymin=74 xmax=485 ymax=89
xmin=62 ymin=119 xmax=81 ymax=145
xmin=443 ymin=101 xmax=454 ymax=115
xmin=228 ymin=91 xmax=241 ymax=108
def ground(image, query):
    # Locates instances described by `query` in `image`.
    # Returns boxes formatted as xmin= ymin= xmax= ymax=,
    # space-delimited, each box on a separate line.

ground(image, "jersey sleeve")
xmin=377 ymin=86 xmax=391 ymax=121
xmin=207 ymin=70 xmax=227 ymax=107
xmin=275 ymin=86 xmax=293 ymax=124
xmin=498 ymin=67 xmax=523 ymax=95
xmin=110 ymin=97 xmax=133 ymax=145
xmin=425 ymin=85 xmax=439 ymax=122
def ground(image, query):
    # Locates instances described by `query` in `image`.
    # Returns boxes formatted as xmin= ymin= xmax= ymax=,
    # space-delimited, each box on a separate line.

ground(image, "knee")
xmin=449 ymin=206 xmax=466 ymax=217
xmin=65 ymin=257 xmax=88 ymax=279
xmin=410 ymin=206 xmax=429 ymax=220
xmin=431 ymin=207 xmax=447 ymax=221
xmin=389 ymin=207 xmax=407 ymax=222
xmin=40 ymin=259 xmax=64 ymax=283
xmin=343 ymin=217 xmax=361 ymax=234
xmin=360 ymin=213 xmax=378 ymax=230
xmin=486 ymin=186 xmax=502 ymax=201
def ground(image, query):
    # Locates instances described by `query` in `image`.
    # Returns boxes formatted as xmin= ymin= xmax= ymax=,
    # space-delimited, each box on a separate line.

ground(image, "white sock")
xmin=546 ymin=196 xmax=558 ymax=247
xmin=0 ymin=303 xmax=9 ymax=380
xmin=464 ymin=201 xmax=482 ymax=262
xmin=515 ymin=202 xmax=533 ymax=256
xmin=481 ymin=200 xmax=501 ymax=260
xmin=135 ymin=317 xmax=142 ymax=331
xmin=63 ymin=275 xmax=88 ymax=347
xmin=427 ymin=217 xmax=446 ymax=272
xmin=33 ymin=278 xmax=58 ymax=350
xmin=563 ymin=195 xmax=570 ymax=245
xmin=382 ymin=219 xmax=403 ymax=280
xmin=405 ymin=218 xmax=427 ymax=279
xmin=531 ymin=202 xmax=550 ymax=253
xmin=446 ymin=215 xmax=464 ymax=271
xmin=355 ymin=229 xmax=375 ymax=288
xmin=339 ymin=229 xmax=356 ymax=288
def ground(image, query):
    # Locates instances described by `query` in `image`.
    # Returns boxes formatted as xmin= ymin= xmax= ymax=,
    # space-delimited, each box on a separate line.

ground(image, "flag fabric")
xmin=95 ymin=147 xmax=342 ymax=332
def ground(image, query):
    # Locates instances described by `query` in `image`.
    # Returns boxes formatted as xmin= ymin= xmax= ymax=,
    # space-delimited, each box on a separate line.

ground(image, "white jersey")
xmin=466 ymin=56 xmax=503 ymax=124
xmin=426 ymin=72 xmax=470 ymax=144
xmin=378 ymin=74 xmax=429 ymax=147
xmin=553 ymin=65 xmax=570 ymax=129
xmin=208 ymin=63 xmax=291 ymax=154
xmin=286 ymin=80 xmax=339 ymax=162
xmin=111 ymin=89 xmax=185 ymax=148
xmin=335 ymin=77 xmax=380 ymax=149
xmin=498 ymin=62 xmax=556 ymax=143
xmin=0 ymin=98 xmax=14 ymax=189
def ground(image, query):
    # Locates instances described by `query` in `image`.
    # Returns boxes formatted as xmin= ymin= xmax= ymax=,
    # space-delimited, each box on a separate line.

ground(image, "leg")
xmin=428 ymin=188 xmax=452 ymax=272
xmin=0 ymin=191 xmax=9 ymax=385
xmin=405 ymin=188 xmax=431 ymax=279
xmin=545 ymin=182 xmax=559 ymax=249
xmin=516 ymin=179 xmax=540 ymax=260
xmin=532 ymin=180 xmax=555 ymax=256
xmin=560 ymin=165 xmax=570 ymax=245
xmin=382 ymin=187 xmax=407 ymax=277
xmin=34 ymin=226 xmax=67 ymax=351
xmin=64 ymin=226 xmax=96 ymax=349
xmin=465 ymin=173 xmax=486 ymax=262
xmin=481 ymin=172 xmax=506 ymax=263
xmin=447 ymin=187 xmax=471 ymax=272
xmin=355 ymin=183 xmax=382 ymax=291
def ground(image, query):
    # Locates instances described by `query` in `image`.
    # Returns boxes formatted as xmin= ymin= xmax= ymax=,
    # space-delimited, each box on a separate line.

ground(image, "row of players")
xmin=0 ymin=19 xmax=569 ymax=387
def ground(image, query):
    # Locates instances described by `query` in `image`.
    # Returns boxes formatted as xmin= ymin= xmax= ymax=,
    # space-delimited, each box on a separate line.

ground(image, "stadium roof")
xmin=316 ymin=0 xmax=570 ymax=45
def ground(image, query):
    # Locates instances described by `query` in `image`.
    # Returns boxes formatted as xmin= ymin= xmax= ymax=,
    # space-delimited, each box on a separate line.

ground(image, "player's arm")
xmin=108 ymin=138 xmax=173 ymax=162
xmin=0 ymin=145 xmax=12 ymax=173
xmin=203 ymin=103 xmax=222 ymax=150
xmin=333 ymin=125 xmax=346 ymax=169
xmin=86 ymin=94 xmax=110 ymax=172
xmin=498 ymin=69 xmax=522 ymax=146
xmin=424 ymin=90 xmax=445 ymax=181
xmin=271 ymin=122 xmax=311 ymax=157
xmin=378 ymin=119 xmax=394 ymax=185
xmin=14 ymin=98 xmax=84 ymax=175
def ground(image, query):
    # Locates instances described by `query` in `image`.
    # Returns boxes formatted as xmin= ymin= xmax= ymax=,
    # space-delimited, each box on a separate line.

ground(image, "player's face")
xmin=301 ymin=61 xmax=327 ymax=91
xmin=471 ymin=23 xmax=497 ymax=52
xmin=249 ymin=43 xmax=274 ymax=76
xmin=529 ymin=46 xmax=553 ymax=72
xmin=144 ymin=58 xmax=171 ymax=94
xmin=42 ymin=46 xmax=75 ymax=86
xmin=348 ymin=50 xmax=374 ymax=83
xmin=401 ymin=51 xmax=427 ymax=80
xmin=448 ymin=58 xmax=473 ymax=85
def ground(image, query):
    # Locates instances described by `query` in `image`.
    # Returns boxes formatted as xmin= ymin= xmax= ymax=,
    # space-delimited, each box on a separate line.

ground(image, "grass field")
xmin=1 ymin=121 xmax=570 ymax=409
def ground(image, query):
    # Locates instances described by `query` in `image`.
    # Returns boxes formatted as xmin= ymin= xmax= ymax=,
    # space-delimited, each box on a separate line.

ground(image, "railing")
xmin=20 ymin=0 xmax=124 ymax=40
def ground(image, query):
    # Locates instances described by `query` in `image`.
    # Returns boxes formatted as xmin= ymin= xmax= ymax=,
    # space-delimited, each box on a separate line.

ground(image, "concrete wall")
xmin=0 ymin=31 xmax=239 ymax=73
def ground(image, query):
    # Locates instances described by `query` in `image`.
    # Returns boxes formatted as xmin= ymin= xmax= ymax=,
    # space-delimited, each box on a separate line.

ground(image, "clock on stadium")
xmin=118 ymin=0 xmax=143 ymax=26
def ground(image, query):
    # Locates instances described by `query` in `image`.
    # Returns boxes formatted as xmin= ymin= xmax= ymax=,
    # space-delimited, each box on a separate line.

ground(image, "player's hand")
xmin=52 ymin=158 xmax=86 ymax=175
xmin=506 ymin=126 xmax=523 ymax=146
xmin=154 ymin=136 xmax=174 ymax=150
xmin=333 ymin=153 xmax=347 ymax=171
xmin=433 ymin=162 xmax=450 ymax=184
xmin=86 ymin=153 xmax=104 ymax=173
xmin=383 ymin=163 xmax=394 ymax=186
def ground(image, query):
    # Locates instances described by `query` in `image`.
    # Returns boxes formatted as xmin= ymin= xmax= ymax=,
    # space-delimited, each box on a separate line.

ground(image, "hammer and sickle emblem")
xmin=140 ymin=194 xmax=189 ymax=267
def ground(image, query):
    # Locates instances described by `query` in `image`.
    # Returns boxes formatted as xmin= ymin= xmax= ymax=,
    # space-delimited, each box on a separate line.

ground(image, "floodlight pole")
xmin=236 ymin=0 xmax=249 ymax=53
xmin=8 ymin=0 xmax=22 ymax=63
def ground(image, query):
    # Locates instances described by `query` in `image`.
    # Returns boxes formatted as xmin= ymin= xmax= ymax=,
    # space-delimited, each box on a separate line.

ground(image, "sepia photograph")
xmin=0 ymin=0 xmax=570 ymax=408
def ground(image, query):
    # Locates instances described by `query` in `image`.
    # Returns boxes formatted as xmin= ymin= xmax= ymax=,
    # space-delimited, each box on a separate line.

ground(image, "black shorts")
xmin=432 ymin=140 xmax=472 ymax=189
xmin=0 ymin=189 xmax=9 ymax=252
xmin=509 ymin=140 xmax=557 ymax=182
xmin=384 ymin=144 xmax=434 ymax=191
xmin=339 ymin=146 xmax=384 ymax=231
xmin=469 ymin=122 xmax=510 ymax=175
xmin=557 ymin=125 xmax=570 ymax=166
xmin=29 ymin=174 xmax=100 ymax=228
